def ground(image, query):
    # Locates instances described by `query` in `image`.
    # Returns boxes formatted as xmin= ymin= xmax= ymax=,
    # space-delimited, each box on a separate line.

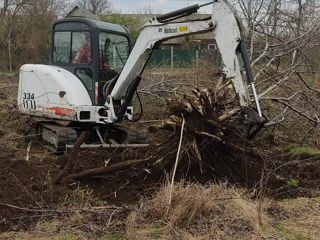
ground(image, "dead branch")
xmin=0 ymin=202 xmax=121 ymax=214
xmin=64 ymin=157 xmax=152 ymax=181
xmin=167 ymin=114 xmax=185 ymax=215
xmin=271 ymin=99 xmax=320 ymax=123
xmin=53 ymin=132 xmax=90 ymax=185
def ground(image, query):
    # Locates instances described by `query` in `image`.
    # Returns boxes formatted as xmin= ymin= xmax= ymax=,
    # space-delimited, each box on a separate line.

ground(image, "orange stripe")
xmin=38 ymin=106 xmax=75 ymax=116
xmin=95 ymin=82 xmax=98 ymax=105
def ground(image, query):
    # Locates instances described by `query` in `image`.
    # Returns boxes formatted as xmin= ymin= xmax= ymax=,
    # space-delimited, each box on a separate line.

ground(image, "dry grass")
xmin=125 ymin=181 xmax=271 ymax=240
xmin=275 ymin=198 xmax=320 ymax=239
xmin=0 ymin=187 xmax=128 ymax=240
xmin=2 ymin=182 xmax=320 ymax=240
xmin=124 ymin=182 xmax=320 ymax=240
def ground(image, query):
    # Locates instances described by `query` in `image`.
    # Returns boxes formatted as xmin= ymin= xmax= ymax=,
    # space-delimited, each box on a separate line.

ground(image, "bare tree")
xmin=0 ymin=0 xmax=66 ymax=72
xmin=24 ymin=0 xmax=66 ymax=16
xmin=229 ymin=0 xmax=320 ymax=143
xmin=76 ymin=0 xmax=111 ymax=15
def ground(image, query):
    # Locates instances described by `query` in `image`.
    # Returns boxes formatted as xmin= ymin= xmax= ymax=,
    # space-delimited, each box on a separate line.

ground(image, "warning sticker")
xmin=179 ymin=26 xmax=188 ymax=32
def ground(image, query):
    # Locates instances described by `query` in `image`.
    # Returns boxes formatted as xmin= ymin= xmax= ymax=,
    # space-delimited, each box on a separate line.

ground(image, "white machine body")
xmin=18 ymin=64 xmax=111 ymax=123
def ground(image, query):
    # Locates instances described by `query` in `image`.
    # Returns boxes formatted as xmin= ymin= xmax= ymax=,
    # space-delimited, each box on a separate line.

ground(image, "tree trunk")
xmin=8 ymin=39 xmax=12 ymax=73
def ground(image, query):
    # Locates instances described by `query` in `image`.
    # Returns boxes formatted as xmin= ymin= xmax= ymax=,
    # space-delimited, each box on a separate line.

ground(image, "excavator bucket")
xmin=236 ymin=108 xmax=268 ymax=139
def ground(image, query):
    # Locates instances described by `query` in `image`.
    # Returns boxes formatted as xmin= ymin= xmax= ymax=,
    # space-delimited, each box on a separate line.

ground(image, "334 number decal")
xmin=22 ymin=92 xmax=36 ymax=109
xmin=23 ymin=92 xmax=35 ymax=100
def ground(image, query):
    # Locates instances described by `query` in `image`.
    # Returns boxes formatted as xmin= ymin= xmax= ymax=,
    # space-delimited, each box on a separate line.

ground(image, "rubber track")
xmin=37 ymin=122 xmax=78 ymax=152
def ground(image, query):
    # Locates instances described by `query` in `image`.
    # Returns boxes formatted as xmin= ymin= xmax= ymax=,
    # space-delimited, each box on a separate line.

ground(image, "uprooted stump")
xmin=57 ymin=82 xmax=264 ymax=185
xmin=153 ymin=84 xmax=263 ymax=181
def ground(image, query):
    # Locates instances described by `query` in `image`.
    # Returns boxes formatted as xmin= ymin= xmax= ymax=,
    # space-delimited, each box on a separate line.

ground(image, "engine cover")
xmin=18 ymin=64 xmax=92 ymax=121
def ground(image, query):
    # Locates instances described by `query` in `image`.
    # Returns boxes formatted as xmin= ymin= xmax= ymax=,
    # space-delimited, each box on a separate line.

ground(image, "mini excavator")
xmin=18 ymin=0 xmax=267 ymax=152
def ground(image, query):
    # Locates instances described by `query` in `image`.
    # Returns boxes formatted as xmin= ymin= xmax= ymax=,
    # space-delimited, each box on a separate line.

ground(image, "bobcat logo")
xmin=164 ymin=28 xmax=178 ymax=34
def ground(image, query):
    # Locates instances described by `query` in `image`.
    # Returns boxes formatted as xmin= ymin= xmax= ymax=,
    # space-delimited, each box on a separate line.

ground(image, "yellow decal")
xmin=179 ymin=26 xmax=188 ymax=32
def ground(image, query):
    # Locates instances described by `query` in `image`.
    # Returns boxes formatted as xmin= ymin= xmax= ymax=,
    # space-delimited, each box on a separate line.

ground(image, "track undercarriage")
xmin=36 ymin=121 xmax=148 ymax=153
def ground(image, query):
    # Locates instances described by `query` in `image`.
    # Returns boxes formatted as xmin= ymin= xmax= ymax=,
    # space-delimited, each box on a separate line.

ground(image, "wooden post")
xmin=196 ymin=50 xmax=199 ymax=69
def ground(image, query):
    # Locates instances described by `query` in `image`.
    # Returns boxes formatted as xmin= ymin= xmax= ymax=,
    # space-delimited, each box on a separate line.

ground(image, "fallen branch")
xmin=53 ymin=132 xmax=90 ymax=185
xmin=64 ymin=157 xmax=152 ymax=181
xmin=0 ymin=202 xmax=121 ymax=213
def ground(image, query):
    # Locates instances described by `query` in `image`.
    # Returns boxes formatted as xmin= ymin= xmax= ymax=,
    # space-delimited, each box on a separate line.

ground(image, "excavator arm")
xmin=104 ymin=0 xmax=266 ymax=134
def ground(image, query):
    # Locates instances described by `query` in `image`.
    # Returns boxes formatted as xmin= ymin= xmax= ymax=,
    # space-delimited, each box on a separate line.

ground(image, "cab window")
xmin=52 ymin=24 xmax=91 ymax=65
xmin=75 ymin=68 xmax=93 ymax=91
xmin=99 ymin=32 xmax=129 ymax=72
xmin=72 ymin=32 xmax=91 ymax=64
xmin=53 ymin=32 xmax=71 ymax=63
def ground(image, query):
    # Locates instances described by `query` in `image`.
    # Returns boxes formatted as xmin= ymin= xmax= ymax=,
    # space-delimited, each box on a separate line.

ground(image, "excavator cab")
xmin=51 ymin=18 xmax=131 ymax=105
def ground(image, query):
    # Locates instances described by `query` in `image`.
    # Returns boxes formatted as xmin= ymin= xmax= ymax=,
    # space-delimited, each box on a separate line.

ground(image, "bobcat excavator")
xmin=18 ymin=0 xmax=267 ymax=152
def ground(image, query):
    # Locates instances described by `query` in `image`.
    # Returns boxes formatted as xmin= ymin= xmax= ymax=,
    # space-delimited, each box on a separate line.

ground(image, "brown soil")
xmin=1 ymin=124 xmax=319 ymax=232
xmin=0 ymin=157 xmax=69 ymax=231
xmin=0 ymin=114 xmax=169 ymax=232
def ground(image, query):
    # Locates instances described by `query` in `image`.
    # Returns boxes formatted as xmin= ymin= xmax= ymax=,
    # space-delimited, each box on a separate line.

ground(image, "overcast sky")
xmin=109 ymin=0 xmax=213 ymax=14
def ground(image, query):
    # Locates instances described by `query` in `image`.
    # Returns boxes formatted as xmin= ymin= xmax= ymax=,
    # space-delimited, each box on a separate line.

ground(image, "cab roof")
xmin=53 ymin=17 xmax=130 ymax=35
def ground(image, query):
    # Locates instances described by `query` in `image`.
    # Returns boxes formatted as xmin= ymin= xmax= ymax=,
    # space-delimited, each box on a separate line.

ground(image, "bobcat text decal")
xmin=164 ymin=28 xmax=178 ymax=34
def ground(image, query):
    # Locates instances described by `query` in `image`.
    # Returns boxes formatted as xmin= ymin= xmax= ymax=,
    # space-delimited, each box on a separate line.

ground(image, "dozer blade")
xmin=65 ymin=126 xmax=149 ymax=150
xmin=66 ymin=143 xmax=149 ymax=149
xmin=236 ymin=108 xmax=268 ymax=139
xmin=37 ymin=122 xmax=149 ymax=152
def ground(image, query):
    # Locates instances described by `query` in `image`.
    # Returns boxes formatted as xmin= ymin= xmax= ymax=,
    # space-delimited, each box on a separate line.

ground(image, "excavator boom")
xmin=104 ymin=0 xmax=263 ymax=125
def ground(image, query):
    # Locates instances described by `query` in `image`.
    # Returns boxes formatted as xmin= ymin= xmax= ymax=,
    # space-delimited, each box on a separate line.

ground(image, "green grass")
xmin=286 ymin=179 xmax=299 ymax=187
xmin=276 ymin=224 xmax=309 ymax=240
xmin=287 ymin=146 xmax=320 ymax=155
xmin=56 ymin=235 xmax=76 ymax=240
xmin=314 ymin=197 xmax=320 ymax=204
xmin=150 ymin=227 xmax=160 ymax=236
xmin=99 ymin=233 xmax=124 ymax=239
